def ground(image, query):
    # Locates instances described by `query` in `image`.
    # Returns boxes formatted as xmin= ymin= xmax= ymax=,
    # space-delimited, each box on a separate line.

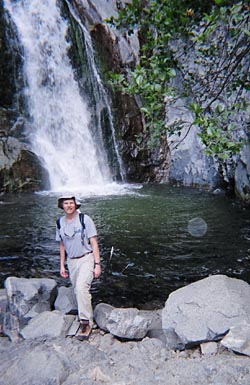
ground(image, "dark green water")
xmin=1 ymin=184 xmax=250 ymax=309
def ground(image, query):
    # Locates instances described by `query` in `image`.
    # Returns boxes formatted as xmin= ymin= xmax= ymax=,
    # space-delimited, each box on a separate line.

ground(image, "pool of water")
xmin=1 ymin=184 xmax=250 ymax=309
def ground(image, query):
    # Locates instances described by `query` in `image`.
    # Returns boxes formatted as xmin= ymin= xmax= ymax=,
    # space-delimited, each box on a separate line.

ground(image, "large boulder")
xmin=54 ymin=286 xmax=77 ymax=315
xmin=94 ymin=302 xmax=162 ymax=340
xmin=4 ymin=277 xmax=57 ymax=340
xmin=20 ymin=311 xmax=76 ymax=339
xmin=0 ymin=143 xmax=50 ymax=192
xmin=162 ymin=275 xmax=250 ymax=349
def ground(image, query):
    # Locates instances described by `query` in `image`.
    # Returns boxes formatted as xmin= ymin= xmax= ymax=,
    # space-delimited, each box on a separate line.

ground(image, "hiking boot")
xmin=75 ymin=320 xmax=92 ymax=341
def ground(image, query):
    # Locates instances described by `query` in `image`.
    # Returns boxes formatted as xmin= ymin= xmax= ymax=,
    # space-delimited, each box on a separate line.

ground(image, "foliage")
xmin=107 ymin=0 xmax=250 ymax=159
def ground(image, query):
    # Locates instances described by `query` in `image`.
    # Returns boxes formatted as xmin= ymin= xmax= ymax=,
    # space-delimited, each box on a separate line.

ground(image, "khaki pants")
xmin=67 ymin=253 xmax=94 ymax=326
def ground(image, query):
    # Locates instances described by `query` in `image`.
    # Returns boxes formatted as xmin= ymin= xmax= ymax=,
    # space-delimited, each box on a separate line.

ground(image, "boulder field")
xmin=1 ymin=274 xmax=250 ymax=385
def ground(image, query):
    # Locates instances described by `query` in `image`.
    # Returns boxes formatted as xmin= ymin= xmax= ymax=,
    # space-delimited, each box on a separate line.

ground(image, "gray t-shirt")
xmin=55 ymin=213 xmax=97 ymax=259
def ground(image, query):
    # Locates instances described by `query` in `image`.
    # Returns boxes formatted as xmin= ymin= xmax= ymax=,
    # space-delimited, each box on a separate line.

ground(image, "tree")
xmin=107 ymin=0 xmax=250 ymax=160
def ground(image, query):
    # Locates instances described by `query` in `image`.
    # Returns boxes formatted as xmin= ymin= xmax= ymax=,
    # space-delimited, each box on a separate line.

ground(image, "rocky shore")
xmin=1 ymin=274 xmax=250 ymax=385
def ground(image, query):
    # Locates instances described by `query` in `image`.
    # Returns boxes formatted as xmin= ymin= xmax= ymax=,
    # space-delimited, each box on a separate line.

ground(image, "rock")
xmin=221 ymin=323 xmax=250 ymax=357
xmin=54 ymin=286 xmax=77 ymax=315
xmin=1 ymin=334 xmax=250 ymax=385
xmin=4 ymin=277 xmax=57 ymax=329
xmin=0 ymin=337 xmax=110 ymax=385
xmin=200 ymin=342 xmax=218 ymax=355
xmin=94 ymin=303 xmax=157 ymax=340
xmin=162 ymin=275 xmax=250 ymax=349
xmin=2 ymin=312 xmax=21 ymax=342
xmin=0 ymin=289 xmax=7 ymax=335
xmin=144 ymin=309 xmax=166 ymax=344
xmin=235 ymin=145 xmax=250 ymax=204
xmin=167 ymin=98 xmax=220 ymax=189
xmin=20 ymin=311 xmax=76 ymax=339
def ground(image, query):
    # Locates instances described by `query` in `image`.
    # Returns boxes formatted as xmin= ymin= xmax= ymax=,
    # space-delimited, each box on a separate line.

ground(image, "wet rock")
xmin=0 ymin=1 xmax=24 ymax=109
xmin=162 ymin=275 xmax=250 ymax=349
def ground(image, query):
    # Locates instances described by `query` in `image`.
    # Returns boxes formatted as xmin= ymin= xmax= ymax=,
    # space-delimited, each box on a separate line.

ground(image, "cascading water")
xmin=65 ymin=0 xmax=125 ymax=181
xmin=4 ymin=0 xmax=121 ymax=194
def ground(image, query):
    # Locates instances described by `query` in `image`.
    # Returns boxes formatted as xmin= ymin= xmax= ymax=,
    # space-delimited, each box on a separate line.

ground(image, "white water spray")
xmin=4 ymin=0 xmax=115 ymax=193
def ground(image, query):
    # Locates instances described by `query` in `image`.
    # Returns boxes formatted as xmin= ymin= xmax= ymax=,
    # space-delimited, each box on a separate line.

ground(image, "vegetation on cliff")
xmin=108 ymin=0 xmax=250 ymax=161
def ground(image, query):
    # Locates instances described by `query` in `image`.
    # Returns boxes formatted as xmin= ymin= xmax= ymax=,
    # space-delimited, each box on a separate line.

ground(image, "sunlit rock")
xmin=20 ymin=310 xmax=76 ymax=339
xmin=162 ymin=275 xmax=250 ymax=349
xmin=4 ymin=277 xmax=57 ymax=326
xmin=221 ymin=323 xmax=250 ymax=357
xmin=94 ymin=302 xmax=162 ymax=340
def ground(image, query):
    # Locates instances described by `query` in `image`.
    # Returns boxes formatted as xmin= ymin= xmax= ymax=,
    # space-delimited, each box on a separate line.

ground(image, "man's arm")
xmin=90 ymin=236 xmax=101 ymax=278
xmin=60 ymin=241 xmax=68 ymax=278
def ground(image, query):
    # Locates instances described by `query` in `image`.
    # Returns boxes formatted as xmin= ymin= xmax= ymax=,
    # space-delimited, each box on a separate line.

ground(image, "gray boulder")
xmin=221 ymin=323 xmax=250 ymax=357
xmin=94 ymin=302 xmax=161 ymax=340
xmin=20 ymin=310 xmax=76 ymax=339
xmin=162 ymin=275 xmax=250 ymax=349
xmin=54 ymin=286 xmax=77 ymax=315
xmin=4 ymin=277 xmax=57 ymax=328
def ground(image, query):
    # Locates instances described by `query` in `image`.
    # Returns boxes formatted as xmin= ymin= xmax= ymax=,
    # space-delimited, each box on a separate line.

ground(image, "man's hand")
xmin=60 ymin=267 xmax=68 ymax=278
xmin=94 ymin=264 xmax=101 ymax=279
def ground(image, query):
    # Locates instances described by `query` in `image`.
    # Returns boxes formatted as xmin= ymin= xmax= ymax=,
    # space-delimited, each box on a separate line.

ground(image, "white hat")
xmin=57 ymin=194 xmax=81 ymax=209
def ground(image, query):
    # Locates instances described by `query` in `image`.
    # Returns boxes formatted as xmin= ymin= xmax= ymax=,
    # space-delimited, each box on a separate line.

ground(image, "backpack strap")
xmin=56 ymin=217 xmax=63 ymax=241
xmin=56 ymin=218 xmax=61 ymax=230
xmin=79 ymin=213 xmax=85 ymax=229
xmin=79 ymin=213 xmax=85 ymax=243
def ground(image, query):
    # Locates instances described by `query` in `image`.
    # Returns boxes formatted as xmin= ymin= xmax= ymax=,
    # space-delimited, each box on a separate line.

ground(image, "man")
xmin=56 ymin=194 xmax=101 ymax=340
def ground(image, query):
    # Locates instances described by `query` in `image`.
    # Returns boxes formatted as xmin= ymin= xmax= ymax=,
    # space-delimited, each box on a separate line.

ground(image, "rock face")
xmin=234 ymin=144 xmax=250 ymax=204
xmin=162 ymin=275 xmax=250 ymax=350
xmin=166 ymin=98 xmax=222 ymax=189
xmin=167 ymin=20 xmax=250 ymax=196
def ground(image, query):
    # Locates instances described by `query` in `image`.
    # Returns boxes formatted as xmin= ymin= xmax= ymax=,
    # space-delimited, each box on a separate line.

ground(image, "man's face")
xmin=62 ymin=199 xmax=77 ymax=215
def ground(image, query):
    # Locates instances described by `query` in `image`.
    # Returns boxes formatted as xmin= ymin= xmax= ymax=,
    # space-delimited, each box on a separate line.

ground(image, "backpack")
xmin=56 ymin=213 xmax=85 ymax=243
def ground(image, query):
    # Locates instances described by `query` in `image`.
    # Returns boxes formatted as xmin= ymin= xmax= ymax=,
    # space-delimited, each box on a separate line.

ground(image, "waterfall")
xmin=4 ymin=0 xmax=121 ymax=193
xmin=65 ymin=0 xmax=125 ymax=181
